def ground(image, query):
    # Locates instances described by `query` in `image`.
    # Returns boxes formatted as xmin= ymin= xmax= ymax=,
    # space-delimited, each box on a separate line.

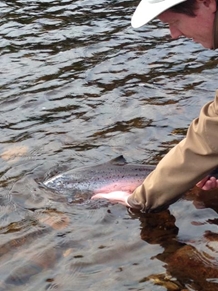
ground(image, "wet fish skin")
xmin=43 ymin=155 xmax=155 ymax=199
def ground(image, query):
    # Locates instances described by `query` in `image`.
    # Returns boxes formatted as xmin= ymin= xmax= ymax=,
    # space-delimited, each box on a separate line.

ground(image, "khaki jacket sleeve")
xmin=127 ymin=90 xmax=218 ymax=212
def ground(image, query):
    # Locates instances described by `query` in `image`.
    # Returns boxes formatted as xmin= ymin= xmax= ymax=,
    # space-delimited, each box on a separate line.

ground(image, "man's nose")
xmin=169 ymin=25 xmax=182 ymax=39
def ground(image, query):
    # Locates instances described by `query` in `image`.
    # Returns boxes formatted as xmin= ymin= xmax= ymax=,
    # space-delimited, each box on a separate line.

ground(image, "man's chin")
xmin=203 ymin=43 xmax=214 ymax=49
xmin=196 ymin=40 xmax=214 ymax=49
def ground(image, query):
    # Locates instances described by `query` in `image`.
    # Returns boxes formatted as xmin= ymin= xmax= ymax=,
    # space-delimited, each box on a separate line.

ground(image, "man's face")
xmin=158 ymin=0 xmax=216 ymax=48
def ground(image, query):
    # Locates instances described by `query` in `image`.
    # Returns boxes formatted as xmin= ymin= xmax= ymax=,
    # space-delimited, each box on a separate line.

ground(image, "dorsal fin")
xmin=109 ymin=155 xmax=127 ymax=165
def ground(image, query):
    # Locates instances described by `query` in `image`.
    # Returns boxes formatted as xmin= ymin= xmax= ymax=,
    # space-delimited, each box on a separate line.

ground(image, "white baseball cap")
xmin=131 ymin=0 xmax=187 ymax=28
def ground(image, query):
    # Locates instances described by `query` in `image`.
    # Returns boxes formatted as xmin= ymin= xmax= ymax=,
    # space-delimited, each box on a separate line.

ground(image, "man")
xmin=92 ymin=0 xmax=218 ymax=212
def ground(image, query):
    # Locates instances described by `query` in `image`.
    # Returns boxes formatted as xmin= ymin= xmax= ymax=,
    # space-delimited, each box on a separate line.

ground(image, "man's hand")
xmin=91 ymin=191 xmax=131 ymax=207
xmin=196 ymin=176 xmax=218 ymax=190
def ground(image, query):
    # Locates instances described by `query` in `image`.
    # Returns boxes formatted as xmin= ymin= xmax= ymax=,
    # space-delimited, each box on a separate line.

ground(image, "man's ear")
xmin=196 ymin=0 xmax=217 ymax=11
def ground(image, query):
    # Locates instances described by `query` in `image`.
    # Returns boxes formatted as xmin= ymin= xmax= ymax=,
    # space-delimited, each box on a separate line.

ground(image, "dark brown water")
xmin=1 ymin=0 xmax=218 ymax=290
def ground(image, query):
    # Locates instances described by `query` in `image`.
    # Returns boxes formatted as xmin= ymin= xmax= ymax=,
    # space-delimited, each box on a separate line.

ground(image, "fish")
xmin=43 ymin=155 xmax=155 ymax=202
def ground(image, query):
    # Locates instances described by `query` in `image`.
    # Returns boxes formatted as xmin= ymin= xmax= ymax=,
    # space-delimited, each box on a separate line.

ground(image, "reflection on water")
xmin=1 ymin=0 xmax=218 ymax=290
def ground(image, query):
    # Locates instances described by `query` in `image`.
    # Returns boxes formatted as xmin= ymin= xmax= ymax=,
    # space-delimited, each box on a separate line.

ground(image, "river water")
xmin=1 ymin=0 xmax=218 ymax=290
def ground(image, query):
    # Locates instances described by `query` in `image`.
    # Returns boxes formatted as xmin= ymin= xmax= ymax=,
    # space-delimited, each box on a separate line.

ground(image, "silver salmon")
xmin=43 ymin=155 xmax=155 ymax=200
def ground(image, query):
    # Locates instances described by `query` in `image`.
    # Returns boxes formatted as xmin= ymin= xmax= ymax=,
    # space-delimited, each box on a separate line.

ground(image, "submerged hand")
xmin=91 ymin=191 xmax=131 ymax=207
xmin=196 ymin=176 xmax=218 ymax=190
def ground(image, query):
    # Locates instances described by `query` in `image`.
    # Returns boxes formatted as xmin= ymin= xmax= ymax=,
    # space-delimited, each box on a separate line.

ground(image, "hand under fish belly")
xmin=91 ymin=191 xmax=131 ymax=206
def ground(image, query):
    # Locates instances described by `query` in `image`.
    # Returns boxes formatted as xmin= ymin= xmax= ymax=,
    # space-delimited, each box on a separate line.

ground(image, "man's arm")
xmin=128 ymin=90 xmax=218 ymax=212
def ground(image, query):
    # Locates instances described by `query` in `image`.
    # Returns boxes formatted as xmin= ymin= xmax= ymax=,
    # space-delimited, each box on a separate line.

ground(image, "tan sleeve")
xmin=127 ymin=90 xmax=218 ymax=212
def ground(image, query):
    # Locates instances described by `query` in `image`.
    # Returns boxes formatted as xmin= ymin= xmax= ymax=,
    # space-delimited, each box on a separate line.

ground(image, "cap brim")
xmin=131 ymin=0 xmax=187 ymax=28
